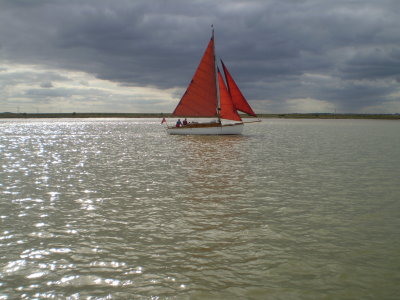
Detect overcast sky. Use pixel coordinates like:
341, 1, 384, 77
1, 0, 399, 114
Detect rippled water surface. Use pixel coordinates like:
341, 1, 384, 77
1, 118, 399, 299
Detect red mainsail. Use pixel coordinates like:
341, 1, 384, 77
221, 60, 257, 117
218, 69, 242, 121
172, 38, 218, 117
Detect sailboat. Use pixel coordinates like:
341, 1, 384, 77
165, 30, 258, 135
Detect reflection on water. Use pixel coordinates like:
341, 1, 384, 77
0, 118, 399, 299
175, 135, 246, 203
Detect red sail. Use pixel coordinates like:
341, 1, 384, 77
172, 38, 218, 117
221, 60, 257, 117
218, 69, 242, 122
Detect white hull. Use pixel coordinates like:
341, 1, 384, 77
167, 123, 244, 135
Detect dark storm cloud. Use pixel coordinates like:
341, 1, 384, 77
1, 0, 399, 112
339, 47, 400, 80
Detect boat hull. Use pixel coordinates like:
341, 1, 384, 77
167, 122, 244, 135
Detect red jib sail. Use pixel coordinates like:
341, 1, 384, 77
218, 69, 242, 121
221, 60, 257, 117
172, 38, 218, 117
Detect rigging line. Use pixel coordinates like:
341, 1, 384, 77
212, 27, 221, 122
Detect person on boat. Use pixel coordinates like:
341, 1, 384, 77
176, 119, 182, 127
182, 118, 188, 126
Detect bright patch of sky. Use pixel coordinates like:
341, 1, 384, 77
0, 64, 179, 113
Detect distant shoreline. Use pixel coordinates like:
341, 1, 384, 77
0, 112, 399, 120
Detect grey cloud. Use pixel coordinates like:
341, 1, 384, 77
40, 81, 53, 88
24, 87, 108, 99
0, 69, 70, 87
1, 0, 399, 113
340, 47, 400, 80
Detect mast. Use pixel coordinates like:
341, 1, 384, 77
212, 25, 221, 123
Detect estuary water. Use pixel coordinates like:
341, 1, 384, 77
0, 118, 399, 299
